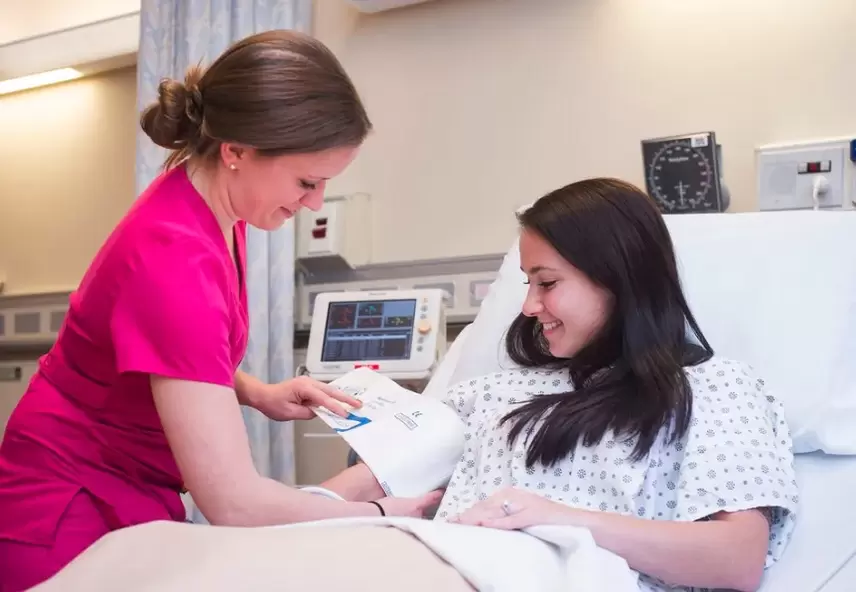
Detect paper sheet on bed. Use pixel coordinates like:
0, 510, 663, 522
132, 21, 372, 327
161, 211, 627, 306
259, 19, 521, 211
278, 516, 640, 592
313, 368, 466, 497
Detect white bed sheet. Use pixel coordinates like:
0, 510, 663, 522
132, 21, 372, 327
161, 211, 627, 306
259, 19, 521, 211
758, 453, 856, 592
817, 556, 856, 592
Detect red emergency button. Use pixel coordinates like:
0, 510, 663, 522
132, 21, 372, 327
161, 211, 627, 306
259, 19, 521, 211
354, 363, 380, 370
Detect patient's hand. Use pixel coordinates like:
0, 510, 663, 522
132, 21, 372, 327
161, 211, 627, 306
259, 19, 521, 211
449, 487, 572, 529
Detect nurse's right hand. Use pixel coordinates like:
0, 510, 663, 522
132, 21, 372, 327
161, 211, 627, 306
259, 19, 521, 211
373, 489, 444, 518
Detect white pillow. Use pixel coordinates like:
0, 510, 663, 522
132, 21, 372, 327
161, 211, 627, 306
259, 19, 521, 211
446, 243, 526, 388
445, 210, 856, 455
423, 324, 473, 400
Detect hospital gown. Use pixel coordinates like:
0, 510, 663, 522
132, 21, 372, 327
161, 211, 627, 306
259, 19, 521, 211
435, 357, 799, 592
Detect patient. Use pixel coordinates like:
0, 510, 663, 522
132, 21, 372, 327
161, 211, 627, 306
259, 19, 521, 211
438, 178, 799, 592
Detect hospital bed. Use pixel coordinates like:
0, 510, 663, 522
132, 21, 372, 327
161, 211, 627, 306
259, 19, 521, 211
36, 209, 856, 591
422, 208, 856, 592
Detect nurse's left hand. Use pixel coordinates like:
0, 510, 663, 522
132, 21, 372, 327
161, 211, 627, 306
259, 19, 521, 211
253, 376, 362, 421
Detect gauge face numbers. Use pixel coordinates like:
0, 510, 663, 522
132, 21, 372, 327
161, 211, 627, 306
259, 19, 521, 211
643, 137, 721, 214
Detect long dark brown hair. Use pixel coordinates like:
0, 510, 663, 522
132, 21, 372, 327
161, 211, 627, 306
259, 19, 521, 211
502, 178, 713, 468
140, 29, 371, 168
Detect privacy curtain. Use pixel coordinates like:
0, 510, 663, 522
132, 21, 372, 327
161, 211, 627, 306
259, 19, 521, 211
135, 0, 312, 523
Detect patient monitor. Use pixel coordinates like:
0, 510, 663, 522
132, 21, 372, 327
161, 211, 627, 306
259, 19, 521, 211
305, 289, 447, 385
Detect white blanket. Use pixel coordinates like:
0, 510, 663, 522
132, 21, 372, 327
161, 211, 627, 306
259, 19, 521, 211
274, 516, 640, 592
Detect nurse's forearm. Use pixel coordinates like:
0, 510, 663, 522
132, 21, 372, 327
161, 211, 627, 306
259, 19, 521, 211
209, 476, 383, 526
152, 375, 380, 526
234, 370, 267, 407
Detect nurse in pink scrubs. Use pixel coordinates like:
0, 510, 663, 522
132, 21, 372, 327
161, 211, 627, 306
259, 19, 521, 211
0, 30, 440, 592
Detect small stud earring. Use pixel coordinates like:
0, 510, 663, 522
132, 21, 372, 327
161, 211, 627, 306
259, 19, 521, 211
229, 164, 237, 171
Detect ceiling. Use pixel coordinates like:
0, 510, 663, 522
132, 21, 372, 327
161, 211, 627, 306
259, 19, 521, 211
0, 0, 140, 81
0, 0, 140, 45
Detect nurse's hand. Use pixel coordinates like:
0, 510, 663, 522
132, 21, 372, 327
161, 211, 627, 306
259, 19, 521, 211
252, 376, 362, 421
374, 489, 445, 518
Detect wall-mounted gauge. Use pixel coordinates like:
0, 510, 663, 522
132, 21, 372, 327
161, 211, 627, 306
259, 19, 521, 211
641, 132, 725, 214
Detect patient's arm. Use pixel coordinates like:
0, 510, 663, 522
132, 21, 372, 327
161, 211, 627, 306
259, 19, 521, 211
440, 375, 485, 421
321, 462, 387, 502
453, 488, 769, 592
560, 507, 769, 592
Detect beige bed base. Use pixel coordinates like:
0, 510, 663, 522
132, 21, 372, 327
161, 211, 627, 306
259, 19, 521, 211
32, 521, 475, 592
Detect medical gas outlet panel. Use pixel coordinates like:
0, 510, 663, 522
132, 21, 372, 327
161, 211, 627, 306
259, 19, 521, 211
295, 193, 372, 274
756, 137, 856, 211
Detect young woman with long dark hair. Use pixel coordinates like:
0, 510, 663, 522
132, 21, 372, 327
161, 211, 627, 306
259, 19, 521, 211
442, 178, 798, 592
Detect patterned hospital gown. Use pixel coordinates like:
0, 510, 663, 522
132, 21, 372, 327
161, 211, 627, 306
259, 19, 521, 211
434, 357, 799, 592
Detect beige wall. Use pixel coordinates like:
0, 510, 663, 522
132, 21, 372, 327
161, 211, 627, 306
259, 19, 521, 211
315, 0, 856, 263
0, 0, 140, 44
3, 0, 854, 294
0, 67, 138, 294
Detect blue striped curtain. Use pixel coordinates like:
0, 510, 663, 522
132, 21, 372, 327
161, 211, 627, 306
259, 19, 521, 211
135, 0, 311, 523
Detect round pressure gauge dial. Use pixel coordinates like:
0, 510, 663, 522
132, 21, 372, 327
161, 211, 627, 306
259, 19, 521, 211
641, 133, 724, 214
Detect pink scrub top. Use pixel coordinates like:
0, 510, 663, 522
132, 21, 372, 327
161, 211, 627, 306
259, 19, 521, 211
0, 165, 249, 546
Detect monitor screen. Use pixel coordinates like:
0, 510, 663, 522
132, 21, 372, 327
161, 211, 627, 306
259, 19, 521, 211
320, 299, 418, 362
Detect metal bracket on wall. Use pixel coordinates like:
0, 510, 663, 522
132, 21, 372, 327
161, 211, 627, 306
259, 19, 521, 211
295, 253, 505, 332
0, 253, 507, 351
0, 290, 71, 355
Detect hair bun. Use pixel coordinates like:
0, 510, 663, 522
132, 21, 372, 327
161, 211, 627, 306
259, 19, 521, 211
139, 30, 372, 171
183, 66, 205, 128
140, 65, 206, 150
